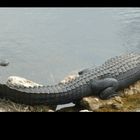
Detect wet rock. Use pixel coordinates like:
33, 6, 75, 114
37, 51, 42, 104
0, 59, 9, 66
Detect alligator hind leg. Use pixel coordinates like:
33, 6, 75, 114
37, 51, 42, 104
100, 87, 118, 99
91, 78, 119, 99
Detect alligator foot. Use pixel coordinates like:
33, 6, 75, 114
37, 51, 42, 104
91, 78, 119, 99
99, 87, 118, 99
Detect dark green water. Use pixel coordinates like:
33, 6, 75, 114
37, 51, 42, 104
0, 8, 140, 85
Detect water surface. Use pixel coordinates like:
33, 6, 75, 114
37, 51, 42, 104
0, 8, 140, 86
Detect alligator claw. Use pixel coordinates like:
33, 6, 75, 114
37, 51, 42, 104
91, 78, 119, 99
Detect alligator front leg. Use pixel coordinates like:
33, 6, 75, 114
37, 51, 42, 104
91, 78, 119, 99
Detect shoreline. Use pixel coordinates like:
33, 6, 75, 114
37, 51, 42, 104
1, 80, 140, 112
1, 76, 140, 112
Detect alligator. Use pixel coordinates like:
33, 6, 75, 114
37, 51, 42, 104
0, 52, 140, 105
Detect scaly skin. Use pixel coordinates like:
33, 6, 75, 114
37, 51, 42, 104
1, 52, 140, 105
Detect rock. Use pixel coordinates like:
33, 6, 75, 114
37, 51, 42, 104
60, 73, 79, 84
0, 59, 9, 66
113, 96, 123, 103
134, 108, 140, 112
111, 103, 123, 110
80, 94, 125, 111
79, 110, 92, 112
80, 96, 124, 112
121, 81, 140, 97
48, 109, 55, 112
80, 97, 101, 111
7, 76, 43, 88
0, 99, 56, 112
